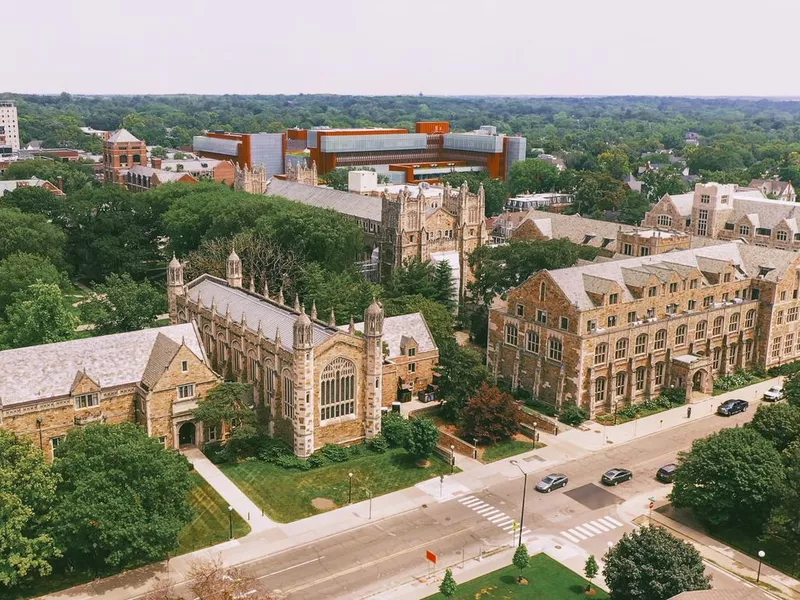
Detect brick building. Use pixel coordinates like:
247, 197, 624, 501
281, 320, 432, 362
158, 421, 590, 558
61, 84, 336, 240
104, 129, 147, 184
0, 323, 219, 459
168, 251, 438, 458
488, 242, 800, 417
644, 182, 800, 251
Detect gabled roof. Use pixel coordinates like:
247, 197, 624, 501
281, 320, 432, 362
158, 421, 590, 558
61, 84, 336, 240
141, 333, 182, 389
266, 179, 382, 223
341, 313, 437, 359
107, 128, 141, 143
0, 323, 204, 407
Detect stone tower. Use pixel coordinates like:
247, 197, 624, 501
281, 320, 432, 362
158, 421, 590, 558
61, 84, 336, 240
363, 298, 384, 439
691, 182, 735, 239
292, 306, 315, 457
286, 159, 318, 186
234, 164, 269, 195
227, 247, 243, 288
167, 254, 184, 324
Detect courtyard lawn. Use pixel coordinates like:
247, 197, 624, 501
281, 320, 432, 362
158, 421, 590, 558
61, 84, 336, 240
424, 552, 608, 599
219, 447, 453, 523
481, 438, 542, 463
178, 472, 250, 554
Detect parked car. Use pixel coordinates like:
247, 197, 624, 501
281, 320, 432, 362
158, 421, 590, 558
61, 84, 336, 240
535, 473, 569, 493
656, 463, 678, 483
601, 468, 633, 486
763, 387, 784, 402
717, 399, 749, 416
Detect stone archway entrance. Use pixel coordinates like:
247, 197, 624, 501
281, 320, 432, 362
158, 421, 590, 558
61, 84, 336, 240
178, 422, 196, 446
692, 370, 706, 392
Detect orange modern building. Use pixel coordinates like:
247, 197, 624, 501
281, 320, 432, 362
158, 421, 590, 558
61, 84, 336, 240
193, 131, 286, 177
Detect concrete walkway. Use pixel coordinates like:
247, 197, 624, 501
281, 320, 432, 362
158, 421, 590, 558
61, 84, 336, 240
183, 448, 276, 533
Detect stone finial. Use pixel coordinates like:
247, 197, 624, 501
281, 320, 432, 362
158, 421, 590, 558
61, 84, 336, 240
294, 293, 300, 312
348, 315, 356, 335
274, 326, 282, 348
278, 287, 285, 305
257, 320, 263, 338
241, 311, 248, 330
249, 276, 255, 293
210, 295, 217, 314
329, 309, 336, 327
225, 303, 231, 320
310, 301, 317, 320
262, 275, 269, 298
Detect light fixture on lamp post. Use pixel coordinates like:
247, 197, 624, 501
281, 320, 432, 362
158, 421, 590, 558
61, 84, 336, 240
348, 472, 353, 504
757, 550, 765, 583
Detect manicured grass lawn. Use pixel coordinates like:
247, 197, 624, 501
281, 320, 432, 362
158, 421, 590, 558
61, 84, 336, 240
424, 552, 608, 599
178, 472, 250, 554
220, 448, 453, 523
481, 438, 542, 463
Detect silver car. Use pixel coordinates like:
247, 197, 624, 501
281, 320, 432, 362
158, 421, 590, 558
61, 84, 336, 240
535, 473, 569, 493
763, 387, 784, 402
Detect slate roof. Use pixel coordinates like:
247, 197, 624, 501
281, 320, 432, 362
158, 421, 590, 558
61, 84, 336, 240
107, 128, 141, 143
0, 177, 58, 195
0, 323, 204, 407
266, 179, 382, 222
185, 275, 337, 351
724, 196, 800, 230
341, 313, 437, 359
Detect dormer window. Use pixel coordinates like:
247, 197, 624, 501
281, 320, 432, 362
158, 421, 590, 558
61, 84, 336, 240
407, 347, 416, 358
669, 282, 678, 293
777, 230, 788, 242
609, 293, 618, 305
739, 225, 750, 236
75, 393, 99, 409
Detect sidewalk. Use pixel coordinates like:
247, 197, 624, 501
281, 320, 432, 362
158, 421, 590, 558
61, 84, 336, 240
183, 448, 276, 532
647, 509, 800, 599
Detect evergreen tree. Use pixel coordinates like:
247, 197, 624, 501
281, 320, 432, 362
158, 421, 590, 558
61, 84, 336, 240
512, 543, 530, 583
439, 567, 457, 597
431, 260, 456, 308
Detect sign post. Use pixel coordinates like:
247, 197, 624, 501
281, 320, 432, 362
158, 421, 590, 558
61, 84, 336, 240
426, 550, 437, 580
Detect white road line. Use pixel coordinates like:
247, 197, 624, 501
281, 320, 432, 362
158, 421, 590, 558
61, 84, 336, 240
574, 525, 595, 538
588, 520, 610, 532
494, 517, 513, 526
481, 509, 501, 518
502, 523, 515, 531
561, 531, 581, 543
568, 528, 588, 540
476, 507, 497, 515
470, 502, 489, 510
489, 514, 509, 523
458, 496, 475, 503
596, 517, 620, 530
256, 556, 325, 579
604, 516, 624, 527
463, 499, 484, 508
582, 523, 603, 535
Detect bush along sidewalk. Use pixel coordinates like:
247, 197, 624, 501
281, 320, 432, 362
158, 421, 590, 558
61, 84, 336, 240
595, 388, 685, 425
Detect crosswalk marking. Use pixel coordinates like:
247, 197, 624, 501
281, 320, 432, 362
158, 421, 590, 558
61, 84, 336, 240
476, 507, 496, 515
589, 520, 610, 532
582, 523, 603, 535
574, 525, 594, 537
458, 496, 475, 503
489, 514, 509, 523
463, 499, 483, 508
567, 527, 588, 540
561, 531, 581, 543
470, 502, 489, 510
559, 514, 626, 546
502, 523, 515, 531
604, 516, 624, 527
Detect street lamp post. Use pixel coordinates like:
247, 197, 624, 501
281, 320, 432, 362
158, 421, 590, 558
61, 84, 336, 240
367, 489, 373, 519
532, 422, 538, 449
450, 445, 455, 474
348, 472, 353, 504
510, 460, 528, 547
757, 550, 765, 583
227, 505, 233, 539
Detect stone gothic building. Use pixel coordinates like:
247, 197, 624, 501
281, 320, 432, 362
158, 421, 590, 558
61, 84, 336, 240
234, 164, 270, 195
168, 250, 438, 458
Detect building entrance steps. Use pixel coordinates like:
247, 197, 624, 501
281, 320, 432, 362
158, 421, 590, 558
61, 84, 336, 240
182, 448, 277, 532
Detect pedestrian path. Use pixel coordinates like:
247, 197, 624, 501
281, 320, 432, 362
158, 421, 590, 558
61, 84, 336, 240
559, 515, 624, 544
457, 495, 531, 541
182, 448, 276, 533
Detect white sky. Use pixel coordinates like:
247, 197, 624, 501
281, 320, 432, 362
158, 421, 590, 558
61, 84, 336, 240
5, 0, 798, 96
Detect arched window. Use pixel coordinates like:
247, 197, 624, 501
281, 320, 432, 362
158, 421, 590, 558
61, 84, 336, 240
695, 320, 707, 340
615, 338, 628, 360
729, 313, 740, 332
264, 361, 276, 406
594, 343, 608, 365
635, 334, 648, 355
505, 324, 518, 346
615, 372, 626, 397
654, 329, 667, 350
713, 348, 722, 370
595, 377, 607, 403
282, 370, 294, 419
526, 331, 540, 354
635, 366, 647, 391
745, 310, 756, 328
657, 215, 672, 227
320, 357, 356, 421
675, 325, 687, 346
712, 316, 724, 336
548, 337, 563, 362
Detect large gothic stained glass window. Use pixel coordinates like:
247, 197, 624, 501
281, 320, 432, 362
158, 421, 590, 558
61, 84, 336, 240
320, 357, 356, 421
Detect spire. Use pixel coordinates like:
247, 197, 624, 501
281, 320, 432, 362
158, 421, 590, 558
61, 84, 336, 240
274, 326, 282, 348
311, 301, 317, 320
262, 274, 269, 298
257, 319, 263, 339
241, 311, 248, 330
278, 287, 285, 305
227, 244, 242, 288
294, 293, 300, 312
249, 276, 255, 293
329, 308, 336, 327
348, 315, 355, 335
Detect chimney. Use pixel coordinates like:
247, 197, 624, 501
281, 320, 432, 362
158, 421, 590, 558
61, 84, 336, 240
151, 157, 162, 169
56, 176, 63, 191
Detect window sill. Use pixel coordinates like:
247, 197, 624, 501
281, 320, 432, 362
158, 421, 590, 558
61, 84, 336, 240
319, 413, 358, 427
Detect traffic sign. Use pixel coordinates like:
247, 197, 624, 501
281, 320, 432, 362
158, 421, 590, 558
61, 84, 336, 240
426, 550, 437, 564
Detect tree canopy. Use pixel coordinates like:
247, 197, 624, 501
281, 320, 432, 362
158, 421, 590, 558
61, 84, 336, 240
80, 273, 167, 335
1, 282, 78, 349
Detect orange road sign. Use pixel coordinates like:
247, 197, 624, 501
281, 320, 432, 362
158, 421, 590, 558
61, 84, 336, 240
426, 550, 437, 564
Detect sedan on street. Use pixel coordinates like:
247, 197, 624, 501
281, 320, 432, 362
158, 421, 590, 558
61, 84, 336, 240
656, 463, 678, 483
717, 399, 748, 416
535, 473, 569, 493
601, 468, 633, 486
763, 387, 784, 402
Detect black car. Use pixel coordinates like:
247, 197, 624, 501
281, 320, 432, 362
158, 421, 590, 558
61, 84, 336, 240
535, 473, 569, 493
717, 399, 748, 416
656, 463, 678, 483
601, 468, 633, 486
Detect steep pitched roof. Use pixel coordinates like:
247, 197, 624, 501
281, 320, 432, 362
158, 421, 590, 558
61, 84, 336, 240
107, 128, 141, 143
141, 333, 182, 389
0, 323, 204, 407
266, 179, 382, 222
341, 313, 437, 358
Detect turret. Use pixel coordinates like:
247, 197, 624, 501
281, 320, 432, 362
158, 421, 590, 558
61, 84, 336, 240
363, 298, 384, 440
167, 254, 185, 324
292, 306, 315, 458
227, 246, 242, 288
293, 305, 313, 350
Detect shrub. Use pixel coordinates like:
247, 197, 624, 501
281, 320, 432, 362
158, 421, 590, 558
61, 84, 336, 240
403, 417, 440, 462
713, 368, 761, 392
559, 402, 588, 426
274, 454, 311, 471
203, 442, 230, 464
321, 443, 349, 463
368, 435, 389, 453
461, 383, 521, 444
524, 397, 557, 417
307, 453, 326, 468
382, 413, 409, 447
258, 443, 290, 463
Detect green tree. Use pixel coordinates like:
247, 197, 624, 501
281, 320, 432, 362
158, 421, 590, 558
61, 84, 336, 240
0, 253, 68, 314
431, 260, 456, 307
670, 428, 785, 530
403, 418, 439, 464
438, 341, 490, 421
1, 159, 94, 194
0, 206, 67, 268
79, 273, 167, 335
192, 383, 258, 457
383, 294, 455, 347
1, 186, 76, 227
439, 567, 457, 597
51, 423, 192, 572
151, 146, 168, 158
640, 169, 689, 202
584, 555, 599, 593
618, 191, 651, 226
2, 282, 78, 349
0, 430, 61, 587
507, 159, 560, 197
298, 264, 380, 325
384, 259, 435, 300
512, 543, 530, 582
598, 146, 632, 180
749, 403, 800, 452
571, 171, 629, 216
784, 371, 800, 408
765, 442, 800, 560
461, 383, 521, 444
603, 526, 709, 600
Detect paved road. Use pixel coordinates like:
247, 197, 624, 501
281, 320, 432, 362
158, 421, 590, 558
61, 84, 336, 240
159, 406, 767, 599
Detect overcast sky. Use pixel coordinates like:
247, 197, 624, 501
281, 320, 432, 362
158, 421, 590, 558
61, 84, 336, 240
5, 0, 797, 96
